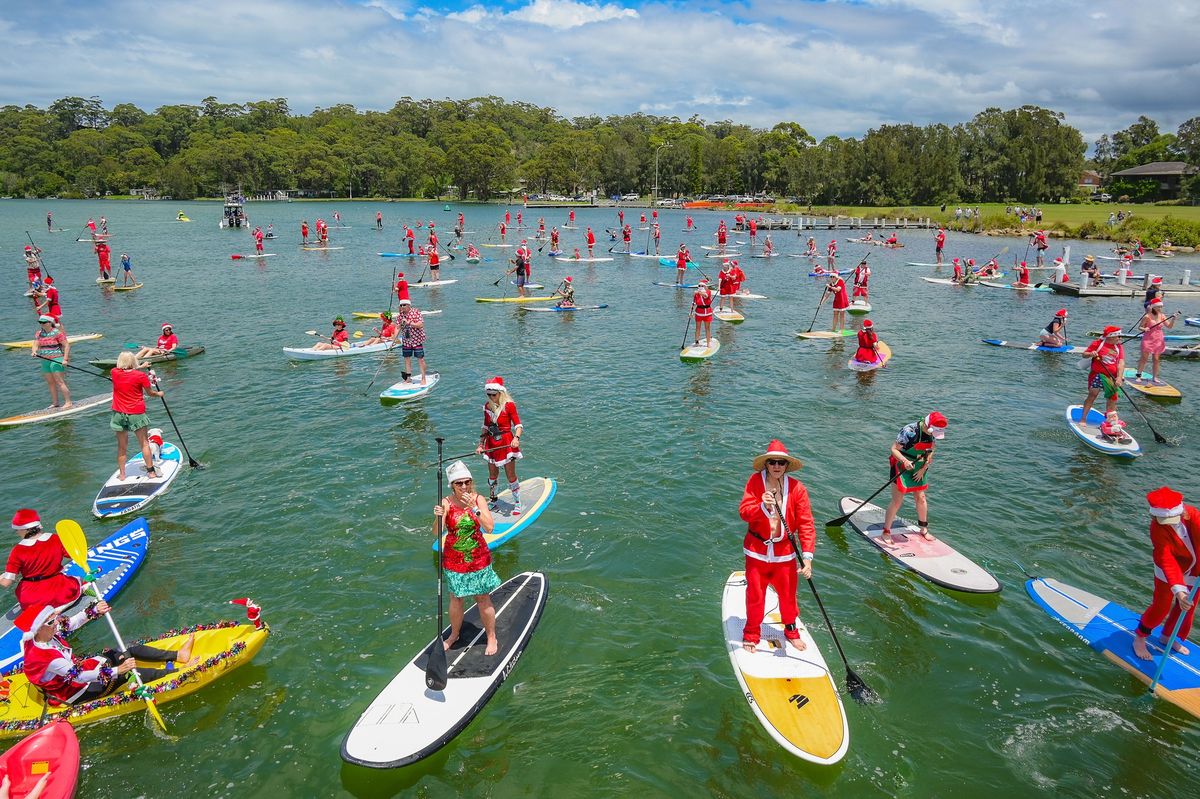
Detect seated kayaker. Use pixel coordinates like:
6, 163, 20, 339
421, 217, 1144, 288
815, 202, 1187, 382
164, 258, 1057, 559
176, 211, 186, 221
853, 319, 881, 364
362, 312, 397, 346
0, 509, 83, 612
885, 233, 898, 245
554, 277, 576, 308
17, 602, 195, 706
466, 244, 480, 259
1013, 261, 1031, 287
312, 317, 350, 351
134, 323, 178, 361
1039, 309, 1069, 347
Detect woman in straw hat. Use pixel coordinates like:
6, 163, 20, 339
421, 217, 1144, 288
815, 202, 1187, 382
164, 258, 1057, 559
434, 460, 501, 656
737, 440, 816, 653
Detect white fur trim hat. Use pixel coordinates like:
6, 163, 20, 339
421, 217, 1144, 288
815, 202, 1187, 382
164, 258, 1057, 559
485, 376, 505, 392
446, 460, 472, 482
1147, 486, 1184, 524
11, 509, 40, 530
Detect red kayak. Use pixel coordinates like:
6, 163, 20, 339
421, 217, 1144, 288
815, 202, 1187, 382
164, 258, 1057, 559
0, 720, 79, 798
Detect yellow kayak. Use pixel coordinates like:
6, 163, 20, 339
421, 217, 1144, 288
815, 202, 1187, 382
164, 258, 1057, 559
176, 216, 191, 222
3, 333, 103, 350
475, 296, 558, 304
0, 622, 268, 739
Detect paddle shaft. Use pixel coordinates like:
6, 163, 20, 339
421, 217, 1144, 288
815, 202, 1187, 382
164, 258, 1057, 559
1148, 578, 1200, 693
805, 288, 830, 333
681, 302, 695, 351
149, 370, 201, 467
773, 496, 876, 702
425, 437, 449, 691
25, 232, 52, 281
825, 453, 928, 527
1095, 361, 1170, 445
33, 352, 109, 381
1119, 311, 1180, 339
431, 443, 511, 465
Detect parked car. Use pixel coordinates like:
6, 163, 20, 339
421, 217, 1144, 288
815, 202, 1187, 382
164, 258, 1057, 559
1096, 192, 1112, 202
621, 193, 639, 201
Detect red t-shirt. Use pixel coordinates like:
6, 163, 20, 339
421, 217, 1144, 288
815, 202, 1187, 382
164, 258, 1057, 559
110, 368, 152, 414
157, 334, 178, 350
1085, 340, 1123, 380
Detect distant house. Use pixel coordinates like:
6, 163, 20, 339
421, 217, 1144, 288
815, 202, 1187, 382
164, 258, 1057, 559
1078, 170, 1103, 193
1109, 161, 1198, 200
129, 187, 159, 199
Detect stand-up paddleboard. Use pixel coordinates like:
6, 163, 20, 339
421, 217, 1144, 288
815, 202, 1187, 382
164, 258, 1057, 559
715, 308, 745, 324
352, 310, 441, 320
1066, 405, 1142, 458
658, 258, 697, 268
302, 246, 344, 251
847, 341, 891, 372
520, 304, 609, 312
608, 248, 647, 256
979, 281, 1052, 292
92, 442, 184, 518
378, 252, 421, 258
410, 279, 458, 288
808, 269, 851, 277
1186, 318, 1200, 328
905, 262, 942, 266
701, 246, 740, 252
847, 300, 871, 315
112, 283, 143, 292
721, 572, 848, 765
1088, 330, 1200, 342
433, 478, 557, 552
0, 720, 79, 797
796, 330, 853, 340
750, 252, 781, 259
465, 257, 482, 263
89, 345, 204, 369
231, 253, 277, 259
725, 291, 767, 300
921, 277, 976, 286
284, 341, 397, 360
627, 252, 669, 260
655, 282, 699, 289
475, 296, 557, 304
1123, 369, 1182, 401
680, 338, 721, 362
0, 393, 111, 429
552, 256, 613, 263
1027, 576, 1200, 719
3, 333, 103, 350
96, 277, 116, 285
838, 497, 1001, 593
512, 282, 545, 290
980, 338, 1084, 354
341, 571, 548, 768
0, 516, 150, 671
480, 243, 513, 248
379, 373, 440, 405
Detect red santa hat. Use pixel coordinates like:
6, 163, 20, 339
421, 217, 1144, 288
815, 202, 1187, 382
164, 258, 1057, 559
11, 509, 40, 531
1055, 308, 1068, 318
485, 376, 505, 393
1147, 486, 1184, 524
1102, 325, 1122, 336
14, 604, 54, 641
862, 319, 873, 328
752, 439, 803, 472
924, 412, 948, 439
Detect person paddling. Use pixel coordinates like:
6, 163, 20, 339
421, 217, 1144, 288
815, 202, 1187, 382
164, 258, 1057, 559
1080, 326, 1125, 422
1014, 261, 1032, 288
881, 412, 947, 547
586, 227, 596, 258
738, 440, 815, 652
852, 258, 870, 301
311, 317, 350, 352
827, 271, 849, 332
1, 509, 84, 612
934, 226, 946, 264
361, 311, 397, 347
134, 323, 178, 362
23, 245, 43, 287
553, 276, 576, 309
16, 602, 195, 706
1133, 487, 1200, 661
852, 319, 882, 365
674, 244, 690, 285
1038, 309, 1069, 347
109, 351, 164, 481
396, 300, 427, 385
693, 279, 714, 346
31, 315, 71, 410
477, 377, 524, 515
119, 253, 137, 287
301, 220, 310, 245
433, 461, 501, 656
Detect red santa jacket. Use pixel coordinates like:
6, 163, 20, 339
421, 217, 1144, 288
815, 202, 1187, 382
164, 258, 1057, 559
739, 472, 816, 563
1150, 505, 1200, 591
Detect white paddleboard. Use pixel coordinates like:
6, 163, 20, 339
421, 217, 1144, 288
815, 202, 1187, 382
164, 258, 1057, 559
380, 373, 440, 405
680, 338, 720, 362
283, 341, 397, 360
838, 496, 1001, 593
715, 308, 745, 324
847, 300, 871, 315
1065, 405, 1141, 458
0, 394, 111, 428
92, 443, 184, 518
340, 572, 548, 768
722, 571, 848, 765
410, 280, 458, 288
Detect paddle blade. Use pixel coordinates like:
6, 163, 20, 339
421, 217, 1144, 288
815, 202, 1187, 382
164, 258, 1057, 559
846, 668, 880, 704
55, 520, 90, 571
824, 515, 849, 529
145, 695, 168, 731
424, 640, 448, 691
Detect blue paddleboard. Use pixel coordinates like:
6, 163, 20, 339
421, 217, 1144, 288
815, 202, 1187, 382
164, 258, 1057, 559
1028, 577, 1200, 719
0, 517, 150, 672
433, 477, 557, 552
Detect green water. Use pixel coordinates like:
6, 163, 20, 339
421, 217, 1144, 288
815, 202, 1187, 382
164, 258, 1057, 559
3, 200, 1200, 797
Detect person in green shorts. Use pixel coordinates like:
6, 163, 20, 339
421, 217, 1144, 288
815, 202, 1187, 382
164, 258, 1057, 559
433, 461, 502, 656
108, 351, 164, 481
30, 315, 71, 409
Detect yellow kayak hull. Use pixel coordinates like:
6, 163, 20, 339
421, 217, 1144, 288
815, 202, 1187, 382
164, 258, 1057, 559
0, 622, 268, 739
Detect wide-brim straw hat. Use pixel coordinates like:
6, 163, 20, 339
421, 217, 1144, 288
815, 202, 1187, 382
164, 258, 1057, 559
752, 439, 803, 472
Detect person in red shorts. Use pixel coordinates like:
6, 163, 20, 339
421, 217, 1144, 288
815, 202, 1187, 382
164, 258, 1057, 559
693, 279, 714, 346
827, 271, 849, 332
1134, 487, 1200, 660
0, 509, 83, 611
109, 351, 164, 481
738, 440, 815, 651
852, 258, 870, 300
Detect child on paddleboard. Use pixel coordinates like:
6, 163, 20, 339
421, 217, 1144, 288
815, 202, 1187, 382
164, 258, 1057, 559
554, 277, 576, 309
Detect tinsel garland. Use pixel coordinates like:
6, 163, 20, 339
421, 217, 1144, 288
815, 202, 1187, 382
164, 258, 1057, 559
0, 622, 265, 733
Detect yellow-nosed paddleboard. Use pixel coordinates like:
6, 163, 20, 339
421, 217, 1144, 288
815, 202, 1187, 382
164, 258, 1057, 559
3, 333, 103, 350
475, 296, 557, 304
1123, 369, 1182, 402
113, 283, 143, 292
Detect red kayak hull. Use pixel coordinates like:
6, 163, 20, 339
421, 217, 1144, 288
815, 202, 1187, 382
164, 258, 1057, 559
0, 720, 79, 798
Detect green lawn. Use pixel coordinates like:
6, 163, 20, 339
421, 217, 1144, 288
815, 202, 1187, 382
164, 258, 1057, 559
786, 203, 1200, 226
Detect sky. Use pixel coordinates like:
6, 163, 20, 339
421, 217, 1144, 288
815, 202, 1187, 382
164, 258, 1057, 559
1, 0, 1197, 146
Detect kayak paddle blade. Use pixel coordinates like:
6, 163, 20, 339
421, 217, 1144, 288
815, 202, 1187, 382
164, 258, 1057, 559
55, 519, 91, 572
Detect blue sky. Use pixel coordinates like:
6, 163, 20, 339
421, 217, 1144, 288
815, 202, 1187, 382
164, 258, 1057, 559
0, 0, 1196, 145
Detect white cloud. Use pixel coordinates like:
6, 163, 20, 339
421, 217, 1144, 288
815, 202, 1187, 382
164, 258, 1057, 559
508, 0, 638, 29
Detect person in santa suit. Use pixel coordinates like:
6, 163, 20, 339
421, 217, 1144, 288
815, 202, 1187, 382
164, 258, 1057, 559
16, 602, 194, 707
404, 226, 415, 254
717, 262, 736, 312
0, 510, 83, 612
729, 259, 746, 295
738, 440, 815, 652
827, 271, 849, 332
1134, 486, 1200, 660
852, 319, 882, 365
882, 412, 947, 546
852, 258, 871, 300
692, 279, 714, 346
395, 272, 411, 306
585, 226, 596, 257
476, 377, 525, 515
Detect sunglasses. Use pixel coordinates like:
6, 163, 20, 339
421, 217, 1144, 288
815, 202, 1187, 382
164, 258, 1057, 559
766, 459, 789, 467
452, 479, 473, 487
486, 391, 499, 396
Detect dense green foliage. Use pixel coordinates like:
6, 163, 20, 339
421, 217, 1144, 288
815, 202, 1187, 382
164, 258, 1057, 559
1091, 114, 1200, 196
0, 96, 1091, 203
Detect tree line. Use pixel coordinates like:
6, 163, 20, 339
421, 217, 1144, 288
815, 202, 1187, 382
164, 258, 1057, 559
1091, 115, 1200, 202
0, 94, 1179, 205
